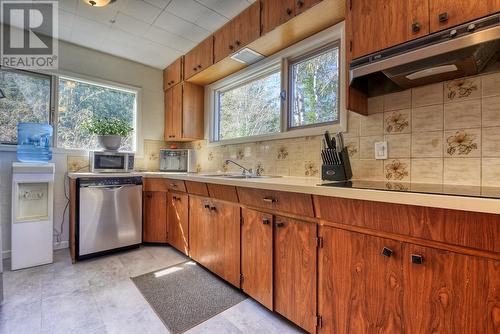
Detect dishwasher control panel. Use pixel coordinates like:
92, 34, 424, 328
78, 176, 143, 187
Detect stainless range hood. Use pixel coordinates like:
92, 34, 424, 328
349, 14, 500, 97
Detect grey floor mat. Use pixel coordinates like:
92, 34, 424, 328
131, 261, 247, 334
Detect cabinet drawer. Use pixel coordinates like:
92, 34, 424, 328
143, 178, 168, 192
208, 183, 239, 202
165, 179, 186, 192
237, 187, 314, 217
185, 181, 209, 196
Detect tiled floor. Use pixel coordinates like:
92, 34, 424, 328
0, 246, 303, 334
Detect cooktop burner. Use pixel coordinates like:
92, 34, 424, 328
320, 180, 500, 199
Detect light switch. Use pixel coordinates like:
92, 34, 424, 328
374, 141, 388, 160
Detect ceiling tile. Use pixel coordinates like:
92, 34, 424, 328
195, 0, 251, 18
57, 0, 79, 14
143, 0, 172, 10
59, 10, 75, 29
119, 0, 162, 24
76, 0, 119, 25
112, 12, 150, 36
143, 26, 196, 52
166, 0, 207, 23
195, 8, 228, 31
154, 11, 210, 42
70, 17, 107, 50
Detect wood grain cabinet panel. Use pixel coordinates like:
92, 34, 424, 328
185, 181, 209, 197
184, 36, 213, 80
164, 84, 182, 140
165, 179, 186, 192
163, 56, 183, 90
274, 216, 317, 333
403, 244, 500, 333
207, 183, 239, 202
167, 192, 189, 255
237, 187, 314, 217
241, 209, 273, 310
143, 191, 167, 243
261, 0, 296, 35
318, 227, 403, 334
429, 0, 500, 33
295, 0, 322, 15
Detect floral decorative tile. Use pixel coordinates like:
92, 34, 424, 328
385, 109, 410, 134
67, 156, 89, 172
445, 129, 479, 157
445, 77, 480, 102
255, 162, 265, 175
277, 146, 289, 160
208, 152, 214, 161
345, 138, 359, 159
236, 149, 244, 160
384, 159, 410, 181
304, 161, 319, 177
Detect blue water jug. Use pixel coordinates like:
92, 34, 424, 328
17, 122, 53, 162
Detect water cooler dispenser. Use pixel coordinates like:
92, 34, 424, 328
11, 163, 55, 270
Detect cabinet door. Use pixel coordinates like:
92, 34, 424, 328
295, 0, 322, 15
429, 0, 500, 33
182, 82, 204, 140
211, 200, 241, 287
143, 191, 167, 243
188, 196, 212, 265
232, 2, 260, 52
348, 0, 410, 59
274, 216, 317, 333
167, 192, 188, 255
318, 227, 403, 334
403, 244, 500, 333
261, 0, 295, 35
171, 84, 182, 140
163, 88, 173, 141
241, 209, 273, 309
163, 57, 183, 90
214, 21, 235, 63
184, 36, 213, 79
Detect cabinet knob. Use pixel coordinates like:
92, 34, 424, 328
467, 23, 476, 32
262, 197, 277, 204
297, 0, 304, 7
229, 45, 234, 50
262, 219, 270, 225
146, 193, 152, 198
286, 8, 292, 15
197, 64, 202, 69
204, 204, 210, 209
438, 12, 448, 22
412, 22, 420, 33
193, 67, 197, 71
411, 254, 424, 265
450, 29, 458, 37
210, 206, 217, 211
381, 247, 393, 257
235, 40, 240, 46
276, 222, 285, 228
170, 183, 177, 188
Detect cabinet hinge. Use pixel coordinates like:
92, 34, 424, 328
240, 216, 244, 225
316, 315, 323, 328
349, 40, 353, 52
316, 237, 324, 248
240, 273, 244, 283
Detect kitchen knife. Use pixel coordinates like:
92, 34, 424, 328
324, 131, 333, 149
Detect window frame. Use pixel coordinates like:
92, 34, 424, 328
207, 22, 346, 146
286, 40, 341, 131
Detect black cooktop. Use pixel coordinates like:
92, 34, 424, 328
320, 180, 500, 199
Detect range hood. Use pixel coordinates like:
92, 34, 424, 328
350, 14, 500, 97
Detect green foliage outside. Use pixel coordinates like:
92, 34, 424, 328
82, 116, 133, 137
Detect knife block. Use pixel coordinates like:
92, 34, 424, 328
321, 148, 352, 181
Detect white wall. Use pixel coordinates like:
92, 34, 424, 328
0, 40, 165, 257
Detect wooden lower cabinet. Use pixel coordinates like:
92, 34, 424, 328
167, 192, 189, 255
241, 209, 273, 310
318, 226, 403, 333
274, 216, 317, 333
143, 191, 167, 243
318, 226, 500, 334
189, 196, 241, 287
403, 244, 500, 334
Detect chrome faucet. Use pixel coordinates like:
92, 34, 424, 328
224, 160, 260, 176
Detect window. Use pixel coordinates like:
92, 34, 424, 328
288, 42, 340, 129
57, 77, 137, 151
216, 71, 281, 141
209, 23, 345, 144
0, 68, 52, 144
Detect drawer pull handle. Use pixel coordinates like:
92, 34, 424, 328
276, 222, 285, 228
262, 219, 270, 225
204, 204, 210, 209
262, 197, 277, 204
438, 12, 448, 22
381, 247, 393, 257
170, 183, 177, 187
411, 254, 424, 265
210, 206, 217, 211
412, 21, 420, 33
286, 8, 292, 15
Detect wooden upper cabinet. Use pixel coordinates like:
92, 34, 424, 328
274, 216, 317, 333
407, 0, 430, 40
348, 0, 410, 59
164, 83, 204, 141
184, 36, 213, 80
403, 244, 500, 333
318, 227, 403, 334
261, 0, 296, 35
163, 57, 183, 90
214, 2, 260, 63
143, 191, 167, 243
241, 209, 273, 310
167, 192, 189, 255
429, 0, 500, 33
295, 0, 322, 15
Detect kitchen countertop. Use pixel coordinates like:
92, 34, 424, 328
68, 172, 500, 215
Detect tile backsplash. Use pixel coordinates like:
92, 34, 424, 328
189, 71, 500, 185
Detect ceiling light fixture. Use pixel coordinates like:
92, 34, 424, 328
82, 0, 116, 7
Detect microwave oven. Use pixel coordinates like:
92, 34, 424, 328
160, 149, 197, 173
89, 151, 134, 173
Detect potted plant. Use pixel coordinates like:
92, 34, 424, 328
83, 117, 132, 151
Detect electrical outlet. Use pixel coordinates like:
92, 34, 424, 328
374, 141, 388, 160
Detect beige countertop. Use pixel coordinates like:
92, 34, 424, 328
68, 172, 500, 215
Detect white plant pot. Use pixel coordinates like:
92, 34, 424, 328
97, 135, 122, 151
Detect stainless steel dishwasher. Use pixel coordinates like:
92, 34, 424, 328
77, 176, 142, 260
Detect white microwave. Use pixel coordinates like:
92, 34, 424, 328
89, 151, 134, 173
160, 149, 197, 173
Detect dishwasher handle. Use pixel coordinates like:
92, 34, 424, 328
80, 184, 141, 190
